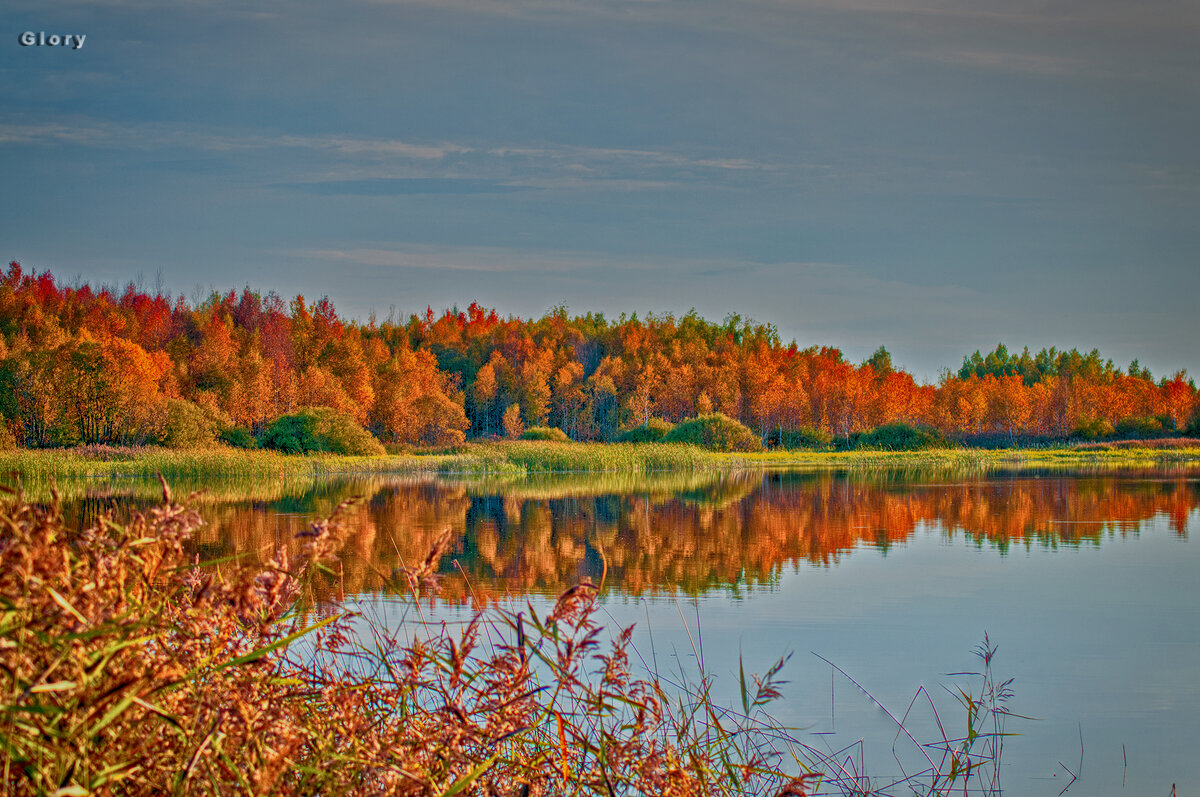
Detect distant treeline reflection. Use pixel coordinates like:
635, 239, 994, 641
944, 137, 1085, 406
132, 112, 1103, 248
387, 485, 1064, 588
56, 471, 1198, 601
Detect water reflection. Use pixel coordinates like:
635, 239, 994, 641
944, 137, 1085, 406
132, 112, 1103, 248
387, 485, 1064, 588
50, 469, 1199, 602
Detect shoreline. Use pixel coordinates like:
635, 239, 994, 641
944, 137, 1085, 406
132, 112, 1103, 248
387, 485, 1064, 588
3, 440, 1199, 485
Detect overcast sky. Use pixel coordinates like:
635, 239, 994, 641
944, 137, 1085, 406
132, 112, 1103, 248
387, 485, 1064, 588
3, 0, 1197, 381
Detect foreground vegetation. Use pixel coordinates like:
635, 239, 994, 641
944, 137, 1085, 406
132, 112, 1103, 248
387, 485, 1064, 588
0, 482, 1024, 795
0, 481, 802, 795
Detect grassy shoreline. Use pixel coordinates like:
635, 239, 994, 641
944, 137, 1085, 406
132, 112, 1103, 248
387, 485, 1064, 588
3, 440, 1200, 489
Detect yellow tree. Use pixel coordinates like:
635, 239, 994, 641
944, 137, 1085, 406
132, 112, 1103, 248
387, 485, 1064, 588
551, 361, 586, 439
371, 345, 469, 446
502, 403, 523, 439
473, 361, 499, 437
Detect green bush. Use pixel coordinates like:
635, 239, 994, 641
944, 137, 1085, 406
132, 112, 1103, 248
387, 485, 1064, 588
260, 407, 385, 456
616, 418, 675, 443
1114, 415, 1164, 439
160, 398, 229, 448
857, 422, 948, 451
1188, 413, 1200, 436
48, 421, 81, 449
831, 431, 865, 451
772, 426, 833, 450
662, 413, 763, 452
218, 425, 258, 449
1071, 418, 1115, 441
520, 426, 571, 442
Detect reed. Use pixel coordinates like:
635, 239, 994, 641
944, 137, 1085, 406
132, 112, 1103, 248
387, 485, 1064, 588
4, 443, 1199, 490
0, 445, 438, 481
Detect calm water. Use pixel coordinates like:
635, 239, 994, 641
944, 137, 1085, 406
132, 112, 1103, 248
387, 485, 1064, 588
64, 469, 1200, 795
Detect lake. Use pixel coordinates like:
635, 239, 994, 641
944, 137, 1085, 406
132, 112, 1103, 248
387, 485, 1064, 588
61, 467, 1199, 795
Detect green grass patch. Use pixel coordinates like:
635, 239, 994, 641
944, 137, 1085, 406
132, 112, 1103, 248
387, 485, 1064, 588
3, 441, 1199, 497
518, 425, 571, 442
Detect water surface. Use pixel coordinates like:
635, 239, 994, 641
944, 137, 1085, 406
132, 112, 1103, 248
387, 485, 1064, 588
58, 468, 1200, 795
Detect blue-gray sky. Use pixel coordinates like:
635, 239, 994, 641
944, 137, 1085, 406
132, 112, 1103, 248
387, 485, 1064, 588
3, 0, 1198, 381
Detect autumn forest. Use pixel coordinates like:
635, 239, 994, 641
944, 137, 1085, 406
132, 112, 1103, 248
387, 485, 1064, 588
1, 261, 1197, 450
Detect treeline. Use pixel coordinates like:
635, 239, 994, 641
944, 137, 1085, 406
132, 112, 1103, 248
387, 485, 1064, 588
1, 261, 1197, 449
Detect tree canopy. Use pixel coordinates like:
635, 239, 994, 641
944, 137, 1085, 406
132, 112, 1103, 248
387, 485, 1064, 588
1, 261, 1196, 449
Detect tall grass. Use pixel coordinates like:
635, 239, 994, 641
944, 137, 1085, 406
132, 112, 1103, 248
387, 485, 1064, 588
0, 445, 438, 481
494, 441, 713, 473
4, 442, 1199, 490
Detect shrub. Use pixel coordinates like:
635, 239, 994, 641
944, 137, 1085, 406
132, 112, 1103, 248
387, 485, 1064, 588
218, 425, 258, 449
858, 422, 948, 451
48, 420, 81, 448
260, 407, 385, 456
662, 413, 763, 452
159, 398, 229, 448
0, 419, 14, 451
831, 431, 866, 451
772, 426, 833, 450
1071, 418, 1115, 440
1114, 415, 1165, 439
616, 418, 675, 443
520, 425, 571, 442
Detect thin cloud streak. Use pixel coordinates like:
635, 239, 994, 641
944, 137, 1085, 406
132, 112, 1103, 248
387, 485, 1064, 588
0, 122, 466, 159
282, 245, 712, 274
276, 178, 531, 196
908, 48, 1087, 77
0, 119, 800, 190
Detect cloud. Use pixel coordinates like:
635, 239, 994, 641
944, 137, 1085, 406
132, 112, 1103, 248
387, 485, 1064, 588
909, 48, 1086, 76
0, 121, 465, 160
280, 245, 677, 273
275, 178, 530, 195
0, 118, 792, 191
0, 122, 118, 146
275, 135, 466, 160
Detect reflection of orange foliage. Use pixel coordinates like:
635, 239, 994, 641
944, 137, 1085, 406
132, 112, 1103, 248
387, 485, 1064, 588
176, 473, 1197, 604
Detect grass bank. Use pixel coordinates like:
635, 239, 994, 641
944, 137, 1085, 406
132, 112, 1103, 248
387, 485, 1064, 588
712, 444, 1200, 470
0, 442, 719, 488
3, 440, 1198, 491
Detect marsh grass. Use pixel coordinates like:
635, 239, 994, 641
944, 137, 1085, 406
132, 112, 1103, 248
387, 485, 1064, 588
468, 441, 715, 472
4, 442, 1199, 496
0, 445, 438, 482
807, 635, 1022, 797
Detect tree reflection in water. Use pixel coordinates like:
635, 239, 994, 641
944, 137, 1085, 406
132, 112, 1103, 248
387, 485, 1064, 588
51, 468, 1199, 604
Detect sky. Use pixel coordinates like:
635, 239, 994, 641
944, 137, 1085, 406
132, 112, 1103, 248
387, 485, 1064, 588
3, 0, 1198, 382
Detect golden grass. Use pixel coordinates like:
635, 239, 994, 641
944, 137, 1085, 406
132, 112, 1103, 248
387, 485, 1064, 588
5, 440, 1199, 481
